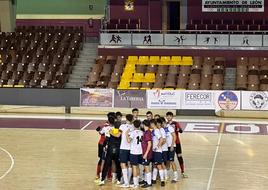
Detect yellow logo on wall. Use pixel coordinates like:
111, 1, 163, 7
124, 0, 134, 11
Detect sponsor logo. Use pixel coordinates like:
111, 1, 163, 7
185, 92, 212, 106
149, 90, 179, 108
117, 91, 144, 102
218, 91, 238, 110
249, 92, 268, 109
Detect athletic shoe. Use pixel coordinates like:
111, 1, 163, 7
139, 180, 146, 185
161, 181, 165, 187
94, 179, 100, 183
141, 183, 152, 188
152, 180, 156, 184
182, 173, 188, 178
117, 180, 123, 185
97, 180, 105, 186
119, 184, 130, 188
171, 179, 178, 183
130, 184, 139, 188
112, 179, 118, 184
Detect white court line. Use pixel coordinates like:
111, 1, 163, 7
0, 147, 15, 180
206, 132, 222, 190
81, 121, 93, 131
189, 167, 268, 180
0, 114, 267, 124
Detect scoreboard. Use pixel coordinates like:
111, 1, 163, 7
202, 0, 264, 12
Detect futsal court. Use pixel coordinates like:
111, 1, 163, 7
0, 114, 268, 190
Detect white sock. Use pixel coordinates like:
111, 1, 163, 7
173, 171, 178, 181
122, 168, 129, 185
152, 168, 158, 180
164, 169, 168, 180
133, 176, 139, 186
168, 169, 171, 177
99, 172, 102, 179
146, 172, 152, 185
128, 167, 132, 182
159, 170, 164, 181
112, 173, 117, 180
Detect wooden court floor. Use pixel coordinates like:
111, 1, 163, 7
0, 119, 268, 190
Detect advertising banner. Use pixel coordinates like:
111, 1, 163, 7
114, 90, 147, 108
132, 33, 163, 46
230, 35, 262, 47
181, 90, 215, 109
197, 34, 229, 46
100, 33, 132, 45
80, 88, 114, 107
202, 0, 264, 12
215, 91, 241, 111
164, 34, 196, 46
241, 91, 268, 110
147, 90, 181, 109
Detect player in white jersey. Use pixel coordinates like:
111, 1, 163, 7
126, 120, 143, 188
164, 113, 178, 183
118, 114, 134, 188
158, 117, 169, 182
150, 119, 165, 187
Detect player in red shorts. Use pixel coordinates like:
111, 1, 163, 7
166, 112, 188, 178
95, 112, 115, 180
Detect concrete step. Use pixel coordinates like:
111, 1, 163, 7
72, 67, 90, 72
69, 75, 88, 80
73, 66, 92, 70
67, 80, 86, 84
77, 58, 95, 61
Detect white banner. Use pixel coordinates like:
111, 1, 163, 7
164, 34, 196, 46
202, 0, 264, 12
100, 33, 131, 45
230, 35, 262, 47
241, 91, 268, 110
197, 34, 229, 46
262, 35, 268, 47
181, 90, 215, 110
132, 33, 163, 46
147, 90, 181, 109
215, 91, 241, 111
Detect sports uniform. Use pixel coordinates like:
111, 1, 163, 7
165, 123, 176, 161
160, 127, 168, 163
152, 128, 163, 164
119, 123, 134, 163
129, 129, 144, 166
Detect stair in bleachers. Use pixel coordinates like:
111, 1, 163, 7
224, 68, 236, 90
65, 42, 98, 88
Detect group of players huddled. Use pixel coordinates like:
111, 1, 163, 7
95, 108, 188, 188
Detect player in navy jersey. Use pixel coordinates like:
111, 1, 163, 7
150, 119, 165, 187
126, 120, 143, 188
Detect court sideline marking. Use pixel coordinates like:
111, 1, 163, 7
206, 123, 223, 190
81, 121, 93, 131
0, 146, 15, 180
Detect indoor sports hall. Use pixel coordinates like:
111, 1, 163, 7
0, 0, 268, 190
